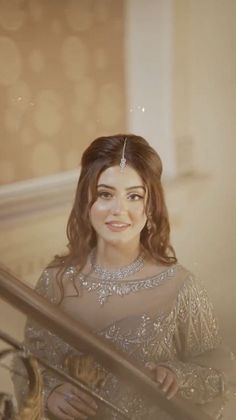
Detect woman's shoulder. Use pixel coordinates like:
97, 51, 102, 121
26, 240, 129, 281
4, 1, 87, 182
149, 261, 207, 303
169, 264, 214, 314
146, 260, 192, 287
36, 258, 82, 301
35, 262, 65, 302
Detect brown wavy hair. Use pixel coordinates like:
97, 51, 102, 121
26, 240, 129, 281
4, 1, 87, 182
51, 134, 177, 300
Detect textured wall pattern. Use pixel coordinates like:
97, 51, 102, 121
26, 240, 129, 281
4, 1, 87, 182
0, 0, 126, 184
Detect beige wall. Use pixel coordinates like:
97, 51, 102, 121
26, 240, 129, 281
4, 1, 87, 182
0, 0, 126, 184
172, 0, 236, 349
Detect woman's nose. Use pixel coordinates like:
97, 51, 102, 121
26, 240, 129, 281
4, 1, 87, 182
111, 196, 127, 214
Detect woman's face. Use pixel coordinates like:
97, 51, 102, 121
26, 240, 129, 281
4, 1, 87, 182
89, 165, 147, 247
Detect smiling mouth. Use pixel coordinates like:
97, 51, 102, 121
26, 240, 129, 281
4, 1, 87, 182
105, 222, 130, 231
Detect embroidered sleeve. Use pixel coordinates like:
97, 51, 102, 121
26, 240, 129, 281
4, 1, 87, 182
164, 274, 226, 404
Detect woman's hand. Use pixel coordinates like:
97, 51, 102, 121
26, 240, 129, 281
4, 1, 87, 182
146, 363, 179, 400
47, 382, 98, 420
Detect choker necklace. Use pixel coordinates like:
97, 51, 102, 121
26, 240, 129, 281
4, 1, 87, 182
89, 249, 145, 281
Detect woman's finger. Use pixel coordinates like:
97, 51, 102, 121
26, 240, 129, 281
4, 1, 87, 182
59, 398, 83, 418
155, 366, 168, 384
60, 408, 88, 420
72, 387, 98, 410
55, 386, 97, 416
145, 362, 156, 370
51, 405, 74, 420
166, 380, 179, 400
65, 394, 97, 417
145, 364, 179, 400
161, 372, 174, 393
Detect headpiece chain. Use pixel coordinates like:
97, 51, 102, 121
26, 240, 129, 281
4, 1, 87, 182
120, 137, 127, 172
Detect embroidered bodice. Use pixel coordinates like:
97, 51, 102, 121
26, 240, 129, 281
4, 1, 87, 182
12, 264, 232, 419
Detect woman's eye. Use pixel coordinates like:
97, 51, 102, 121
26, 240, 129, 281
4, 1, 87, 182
98, 191, 112, 199
128, 193, 144, 201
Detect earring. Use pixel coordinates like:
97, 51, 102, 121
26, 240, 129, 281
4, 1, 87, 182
146, 218, 152, 232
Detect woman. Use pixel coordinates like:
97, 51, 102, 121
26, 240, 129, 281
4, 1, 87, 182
13, 134, 233, 419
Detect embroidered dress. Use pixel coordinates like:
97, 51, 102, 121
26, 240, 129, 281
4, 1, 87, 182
12, 264, 235, 419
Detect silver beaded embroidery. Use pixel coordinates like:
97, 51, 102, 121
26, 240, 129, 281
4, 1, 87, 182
77, 265, 180, 305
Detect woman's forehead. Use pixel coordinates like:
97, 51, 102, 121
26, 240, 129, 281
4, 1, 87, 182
97, 165, 145, 188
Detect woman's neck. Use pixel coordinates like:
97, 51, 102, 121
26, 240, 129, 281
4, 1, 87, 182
95, 241, 142, 269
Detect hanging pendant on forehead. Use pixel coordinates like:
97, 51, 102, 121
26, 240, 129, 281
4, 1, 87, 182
120, 137, 127, 172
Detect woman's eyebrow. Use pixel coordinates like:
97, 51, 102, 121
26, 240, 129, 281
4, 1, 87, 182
126, 186, 146, 191
97, 184, 145, 191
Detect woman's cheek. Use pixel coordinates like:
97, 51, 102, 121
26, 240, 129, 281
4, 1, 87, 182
92, 200, 111, 214
132, 203, 146, 216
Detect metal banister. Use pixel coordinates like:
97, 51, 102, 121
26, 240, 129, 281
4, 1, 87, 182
0, 265, 212, 420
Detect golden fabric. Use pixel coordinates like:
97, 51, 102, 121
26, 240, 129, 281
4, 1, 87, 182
64, 353, 107, 389
15, 356, 43, 420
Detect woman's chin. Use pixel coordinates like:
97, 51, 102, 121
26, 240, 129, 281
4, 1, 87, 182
100, 234, 140, 248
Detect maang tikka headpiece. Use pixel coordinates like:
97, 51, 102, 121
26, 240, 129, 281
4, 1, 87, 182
120, 137, 127, 172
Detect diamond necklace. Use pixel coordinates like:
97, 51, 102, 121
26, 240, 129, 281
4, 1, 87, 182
89, 249, 145, 281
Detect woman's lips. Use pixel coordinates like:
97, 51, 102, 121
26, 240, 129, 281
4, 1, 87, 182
105, 222, 130, 232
